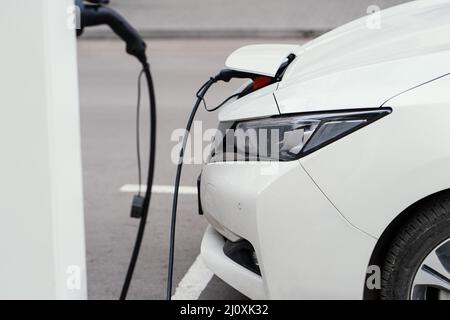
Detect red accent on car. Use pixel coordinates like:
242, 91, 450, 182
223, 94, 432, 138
252, 76, 273, 90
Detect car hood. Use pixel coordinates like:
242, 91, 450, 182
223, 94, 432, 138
274, 0, 450, 114
219, 0, 450, 122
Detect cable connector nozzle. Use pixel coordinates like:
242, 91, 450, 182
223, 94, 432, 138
213, 69, 257, 82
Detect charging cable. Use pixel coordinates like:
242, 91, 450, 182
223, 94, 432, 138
120, 64, 156, 300
166, 77, 217, 300
166, 70, 261, 299
75, 0, 157, 300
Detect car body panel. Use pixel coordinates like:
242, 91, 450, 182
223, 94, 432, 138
275, 50, 450, 114
301, 74, 450, 238
274, 0, 450, 114
283, 0, 450, 88
201, 162, 376, 299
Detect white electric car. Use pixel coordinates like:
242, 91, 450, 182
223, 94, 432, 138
199, 0, 450, 300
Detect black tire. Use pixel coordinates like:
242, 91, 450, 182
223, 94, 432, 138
381, 195, 450, 300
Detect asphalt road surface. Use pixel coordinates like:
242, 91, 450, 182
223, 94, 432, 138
83, 0, 410, 37
78, 38, 306, 300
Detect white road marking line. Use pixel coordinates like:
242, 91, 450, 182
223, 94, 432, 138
171, 255, 214, 300
120, 184, 198, 195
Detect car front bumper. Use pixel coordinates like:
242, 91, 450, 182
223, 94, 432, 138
200, 161, 377, 299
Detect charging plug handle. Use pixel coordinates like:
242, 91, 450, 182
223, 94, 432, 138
77, 1, 147, 65
214, 69, 258, 82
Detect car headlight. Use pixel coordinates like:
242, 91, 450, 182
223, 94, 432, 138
210, 108, 391, 162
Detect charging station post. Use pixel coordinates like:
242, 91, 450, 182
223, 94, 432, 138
0, 0, 87, 299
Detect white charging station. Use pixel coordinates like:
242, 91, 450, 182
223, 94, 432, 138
0, 0, 87, 299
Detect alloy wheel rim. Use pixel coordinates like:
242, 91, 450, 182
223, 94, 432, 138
410, 238, 450, 300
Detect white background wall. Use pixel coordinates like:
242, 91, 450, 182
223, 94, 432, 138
0, 0, 86, 299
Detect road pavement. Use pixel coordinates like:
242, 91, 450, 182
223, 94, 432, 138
82, 0, 410, 38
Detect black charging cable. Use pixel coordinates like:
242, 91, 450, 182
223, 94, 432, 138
201, 92, 241, 112
136, 69, 145, 196
75, 0, 157, 300
166, 77, 216, 300
166, 70, 260, 300
120, 63, 156, 300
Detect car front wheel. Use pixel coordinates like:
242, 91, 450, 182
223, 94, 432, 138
381, 195, 450, 300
